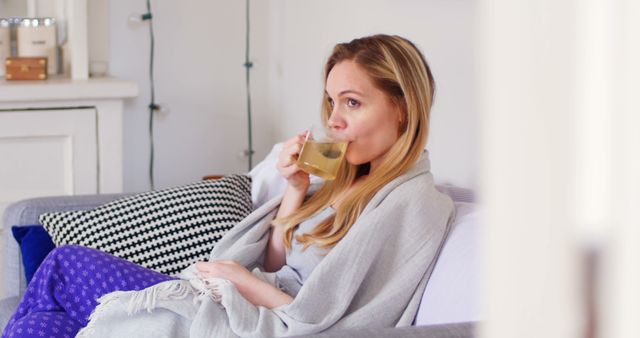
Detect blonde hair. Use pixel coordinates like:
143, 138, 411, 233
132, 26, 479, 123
274, 34, 436, 250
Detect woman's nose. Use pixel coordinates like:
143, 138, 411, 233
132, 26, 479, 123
327, 108, 346, 131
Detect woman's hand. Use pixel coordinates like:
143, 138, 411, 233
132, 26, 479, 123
194, 260, 293, 308
195, 260, 253, 286
277, 133, 310, 192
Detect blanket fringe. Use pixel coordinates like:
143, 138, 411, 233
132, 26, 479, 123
76, 290, 127, 338
76, 278, 232, 337
127, 280, 194, 315
125, 278, 233, 315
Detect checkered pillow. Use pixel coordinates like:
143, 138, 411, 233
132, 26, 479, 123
40, 175, 252, 275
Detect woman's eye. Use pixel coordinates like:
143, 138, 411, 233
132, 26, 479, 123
327, 98, 335, 107
347, 98, 360, 108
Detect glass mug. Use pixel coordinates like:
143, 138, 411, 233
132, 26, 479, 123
296, 125, 348, 180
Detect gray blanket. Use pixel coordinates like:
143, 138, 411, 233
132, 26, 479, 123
76, 154, 455, 338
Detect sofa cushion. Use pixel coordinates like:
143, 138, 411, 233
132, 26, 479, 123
39, 175, 252, 275
11, 225, 55, 285
415, 202, 481, 325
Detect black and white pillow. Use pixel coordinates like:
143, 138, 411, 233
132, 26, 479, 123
40, 174, 252, 275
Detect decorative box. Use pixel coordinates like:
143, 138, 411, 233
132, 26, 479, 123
16, 18, 58, 75
5, 57, 48, 80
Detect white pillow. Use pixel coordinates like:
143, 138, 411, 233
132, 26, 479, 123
414, 202, 481, 325
248, 143, 287, 208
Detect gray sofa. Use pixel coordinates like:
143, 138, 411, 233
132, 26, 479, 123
1, 143, 479, 337
0, 187, 478, 337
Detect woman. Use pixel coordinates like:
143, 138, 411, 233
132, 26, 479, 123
3, 34, 454, 338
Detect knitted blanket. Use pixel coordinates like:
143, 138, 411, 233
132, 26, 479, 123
76, 154, 455, 337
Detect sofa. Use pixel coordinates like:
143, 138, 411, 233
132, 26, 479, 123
0, 144, 480, 337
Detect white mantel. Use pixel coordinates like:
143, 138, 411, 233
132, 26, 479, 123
0, 76, 137, 102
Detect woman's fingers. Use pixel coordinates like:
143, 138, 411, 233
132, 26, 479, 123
280, 163, 303, 179
195, 261, 208, 271
195, 261, 233, 276
278, 140, 303, 169
282, 133, 305, 150
276, 133, 310, 189
196, 261, 248, 285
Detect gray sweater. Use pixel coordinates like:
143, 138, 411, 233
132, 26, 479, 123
276, 207, 335, 297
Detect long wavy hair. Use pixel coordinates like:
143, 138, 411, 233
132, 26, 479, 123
273, 34, 436, 250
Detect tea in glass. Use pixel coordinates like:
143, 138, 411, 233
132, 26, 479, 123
297, 139, 347, 180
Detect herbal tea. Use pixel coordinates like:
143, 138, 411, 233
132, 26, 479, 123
297, 140, 348, 180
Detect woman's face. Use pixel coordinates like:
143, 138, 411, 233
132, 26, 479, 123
325, 60, 402, 172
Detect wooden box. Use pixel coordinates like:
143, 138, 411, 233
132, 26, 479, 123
5, 57, 48, 81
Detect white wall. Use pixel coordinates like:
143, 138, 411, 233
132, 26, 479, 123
107, 0, 476, 192
109, 0, 273, 192
0, 0, 27, 16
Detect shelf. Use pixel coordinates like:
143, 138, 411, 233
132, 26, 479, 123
0, 76, 138, 102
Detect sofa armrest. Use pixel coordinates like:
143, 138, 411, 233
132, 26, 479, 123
1, 193, 132, 300
2, 193, 132, 227
291, 322, 476, 338
0, 296, 20, 333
